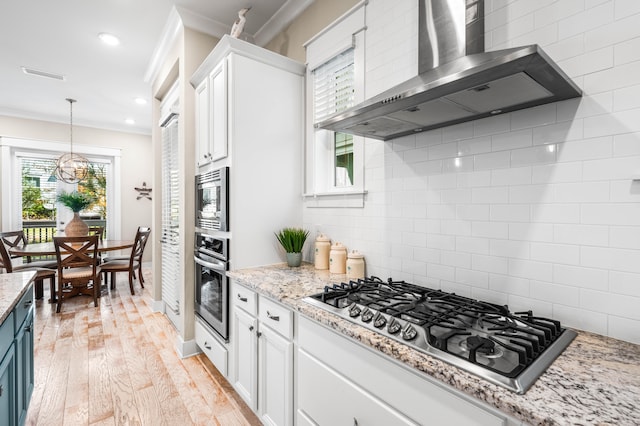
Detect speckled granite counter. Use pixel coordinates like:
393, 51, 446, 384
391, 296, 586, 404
0, 271, 35, 325
228, 263, 640, 426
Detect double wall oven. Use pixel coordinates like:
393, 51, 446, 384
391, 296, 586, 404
194, 166, 230, 341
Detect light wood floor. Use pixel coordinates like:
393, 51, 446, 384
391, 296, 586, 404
26, 269, 261, 426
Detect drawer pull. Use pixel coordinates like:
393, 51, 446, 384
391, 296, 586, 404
24, 300, 33, 307
266, 311, 280, 321
0, 384, 2, 397
354, 418, 358, 426
204, 341, 212, 350
237, 294, 248, 302
249, 326, 254, 331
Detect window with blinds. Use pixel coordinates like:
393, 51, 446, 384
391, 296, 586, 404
312, 48, 355, 123
161, 114, 180, 314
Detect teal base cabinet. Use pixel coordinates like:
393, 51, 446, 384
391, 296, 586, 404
0, 283, 34, 426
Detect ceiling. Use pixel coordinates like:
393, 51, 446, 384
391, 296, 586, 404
0, 0, 306, 135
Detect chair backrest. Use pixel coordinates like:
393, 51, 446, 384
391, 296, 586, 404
54, 235, 100, 275
0, 230, 27, 259
129, 227, 151, 265
88, 226, 105, 241
0, 236, 16, 273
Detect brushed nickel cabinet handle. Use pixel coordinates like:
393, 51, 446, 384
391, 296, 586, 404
204, 341, 212, 350
266, 311, 280, 321
237, 294, 248, 302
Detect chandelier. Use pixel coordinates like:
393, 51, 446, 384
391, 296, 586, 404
55, 98, 89, 183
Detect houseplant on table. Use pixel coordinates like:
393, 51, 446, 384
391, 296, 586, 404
56, 190, 95, 237
275, 227, 309, 267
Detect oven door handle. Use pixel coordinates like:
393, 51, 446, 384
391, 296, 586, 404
194, 255, 226, 271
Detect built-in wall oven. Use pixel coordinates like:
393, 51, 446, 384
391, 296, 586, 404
195, 167, 229, 232
194, 232, 229, 341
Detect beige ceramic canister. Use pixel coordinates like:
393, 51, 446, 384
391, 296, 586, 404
329, 242, 347, 274
314, 233, 331, 270
346, 250, 365, 280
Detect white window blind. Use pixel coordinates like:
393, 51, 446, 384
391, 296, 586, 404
313, 48, 355, 123
160, 114, 180, 314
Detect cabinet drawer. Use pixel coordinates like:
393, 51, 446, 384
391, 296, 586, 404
232, 282, 257, 316
0, 312, 15, 360
14, 285, 34, 332
258, 296, 293, 339
195, 319, 228, 377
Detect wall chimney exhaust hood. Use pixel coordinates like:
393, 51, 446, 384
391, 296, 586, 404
315, 0, 582, 141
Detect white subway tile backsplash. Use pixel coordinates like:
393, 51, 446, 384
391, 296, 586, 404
472, 187, 509, 204
531, 280, 580, 307
304, 0, 640, 344
609, 226, 640, 249
554, 181, 610, 202
472, 221, 510, 239
489, 273, 530, 297
510, 145, 558, 167
490, 204, 531, 222
472, 254, 509, 274
509, 222, 555, 242
455, 268, 489, 288
530, 242, 580, 265
491, 128, 533, 151
553, 264, 608, 291
532, 162, 582, 184
608, 316, 640, 345
474, 151, 511, 170
491, 166, 533, 186
581, 203, 640, 226
553, 224, 609, 246
610, 270, 640, 297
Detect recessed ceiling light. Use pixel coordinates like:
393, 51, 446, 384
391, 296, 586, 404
134, 97, 147, 105
125, 118, 135, 125
98, 32, 120, 46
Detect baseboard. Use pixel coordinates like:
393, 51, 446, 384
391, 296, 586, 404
151, 299, 164, 312
176, 336, 199, 359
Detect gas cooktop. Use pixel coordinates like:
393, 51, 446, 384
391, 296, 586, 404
303, 276, 577, 394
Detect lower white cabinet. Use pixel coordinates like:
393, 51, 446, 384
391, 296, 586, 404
231, 282, 294, 426
194, 318, 228, 377
297, 316, 517, 426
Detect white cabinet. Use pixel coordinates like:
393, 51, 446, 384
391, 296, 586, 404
298, 316, 516, 426
195, 60, 227, 168
195, 78, 210, 167
231, 282, 294, 426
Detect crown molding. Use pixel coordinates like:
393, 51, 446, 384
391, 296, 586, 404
144, 7, 182, 85
254, 0, 315, 47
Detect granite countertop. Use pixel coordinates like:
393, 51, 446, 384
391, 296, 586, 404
0, 271, 36, 325
228, 263, 640, 426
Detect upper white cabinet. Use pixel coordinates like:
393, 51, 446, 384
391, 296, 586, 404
191, 35, 305, 270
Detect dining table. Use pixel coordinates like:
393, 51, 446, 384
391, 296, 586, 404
9, 240, 134, 301
9, 239, 134, 258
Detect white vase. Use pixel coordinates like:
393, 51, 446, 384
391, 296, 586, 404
65, 212, 89, 237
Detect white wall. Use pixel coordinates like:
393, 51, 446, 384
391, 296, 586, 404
0, 115, 152, 256
303, 0, 640, 344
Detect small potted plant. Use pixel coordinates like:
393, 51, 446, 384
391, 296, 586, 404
275, 227, 309, 267
57, 190, 95, 237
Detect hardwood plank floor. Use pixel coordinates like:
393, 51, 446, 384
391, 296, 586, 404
26, 268, 261, 426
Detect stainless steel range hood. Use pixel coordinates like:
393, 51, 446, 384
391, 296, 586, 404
315, 0, 582, 141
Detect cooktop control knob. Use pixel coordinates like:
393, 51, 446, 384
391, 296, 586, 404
402, 324, 418, 341
348, 303, 362, 318
387, 318, 402, 334
361, 307, 374, 323
373, 312, 387, 328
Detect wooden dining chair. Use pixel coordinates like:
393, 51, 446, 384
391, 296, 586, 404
0, 234, 56, 300
88, 226, 105, 241
0, 230, 58, 268
53, 235, 101, 313
100, 227, 151, 295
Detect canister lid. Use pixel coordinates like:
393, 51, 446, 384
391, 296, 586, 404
347, 250, 364, 259
316, 233, 330, 242
331, 242, 346, 251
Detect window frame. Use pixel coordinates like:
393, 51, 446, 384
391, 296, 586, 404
303, 2, 367, 208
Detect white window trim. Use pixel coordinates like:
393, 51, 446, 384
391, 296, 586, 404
0, 136, 122, 238
303, 2, 367, 208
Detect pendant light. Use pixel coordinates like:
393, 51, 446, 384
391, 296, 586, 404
54, 98, 89, 183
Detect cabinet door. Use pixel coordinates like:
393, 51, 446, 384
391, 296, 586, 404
258, 324, 293, 426
298, 350, 418, 426
195, 79, 211, 168
232, 308, 257, 409
0, 344, 16, 426
210, 59, 227, 162
15, 309, 34, 426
